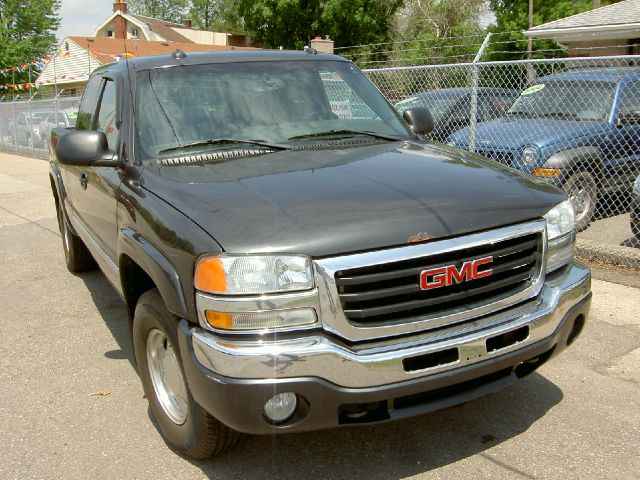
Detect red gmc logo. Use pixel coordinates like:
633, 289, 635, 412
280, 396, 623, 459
420, 256, 494, 290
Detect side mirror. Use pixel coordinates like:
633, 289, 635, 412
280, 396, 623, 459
56, 130, 119, 167
402, 107, 434, 135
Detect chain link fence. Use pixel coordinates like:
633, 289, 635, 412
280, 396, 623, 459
0, 51, 638, 268
0, 93, 81, 159
363, 55, 640, 269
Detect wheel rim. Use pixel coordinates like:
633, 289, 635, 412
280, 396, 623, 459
568, 178, 594, 223
146, 329, 188, 425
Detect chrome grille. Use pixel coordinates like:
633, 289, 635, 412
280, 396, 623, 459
334, 230, 543, 327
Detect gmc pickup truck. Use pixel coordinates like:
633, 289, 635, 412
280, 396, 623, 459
49, 50, 591, 459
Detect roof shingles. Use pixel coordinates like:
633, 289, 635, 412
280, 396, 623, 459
129, 14, 193, 43
68, 36, 256, 65
528, 0, 640, 32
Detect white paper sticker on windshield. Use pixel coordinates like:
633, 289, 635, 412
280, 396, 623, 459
521, 84, 545, 95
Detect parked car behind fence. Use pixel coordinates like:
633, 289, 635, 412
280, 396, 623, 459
394, 87, 518, 143
448, 67, 640, 231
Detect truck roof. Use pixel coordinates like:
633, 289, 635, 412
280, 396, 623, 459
538, 67, 640, 83
98, 49, 350, 73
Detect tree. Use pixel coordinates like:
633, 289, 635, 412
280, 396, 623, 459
127, 0, 188, 23
391, 0, 485, 66
189, 0, 219, 29
236, 0, 403, 49
0, 0, 60, 84
188, 0, 243, 32
401, 0, 484, 39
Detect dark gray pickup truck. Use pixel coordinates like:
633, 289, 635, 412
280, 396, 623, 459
49, 50, 591, 459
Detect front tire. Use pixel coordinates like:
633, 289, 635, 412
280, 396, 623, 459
564, 171, 599, 231
133, 289, 241, 459
56, 204, 95, 272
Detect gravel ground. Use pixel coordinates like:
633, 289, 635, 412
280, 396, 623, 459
0, 152, 638, 480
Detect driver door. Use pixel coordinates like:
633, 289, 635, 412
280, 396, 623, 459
66, 75, 121, 262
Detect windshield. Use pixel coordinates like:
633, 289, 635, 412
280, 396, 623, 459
507, 80, 616, 121
135, 60, 411, 161
32, 112, 50, 122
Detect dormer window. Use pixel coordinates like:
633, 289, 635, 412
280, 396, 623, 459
107, 30, 113, 37
131, 28, 139, 38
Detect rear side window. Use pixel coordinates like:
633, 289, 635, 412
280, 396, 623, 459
76, 75, 103, 130
478, 93, 515, 120
95, 80, 119, 150
618, 81, 640, 120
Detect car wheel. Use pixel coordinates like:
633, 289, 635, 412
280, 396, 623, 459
56, 204, 95, 272
27, 134, 33, 149
133, 289, 242, 459
632, 208, 639, 239
564, 171, 599, 231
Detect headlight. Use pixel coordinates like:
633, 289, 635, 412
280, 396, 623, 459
195, 254, 316, 333
194, 254, 314, 295
544, 200, 576, 272
521, 146, 540, 167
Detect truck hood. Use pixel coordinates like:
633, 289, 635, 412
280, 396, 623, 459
450, 118, 607, 151
141, 141, 565, 257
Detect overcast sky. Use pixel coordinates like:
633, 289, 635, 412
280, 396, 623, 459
58, 0, 114, 41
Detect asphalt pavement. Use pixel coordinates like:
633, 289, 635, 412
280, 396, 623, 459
1, 152, 639, 479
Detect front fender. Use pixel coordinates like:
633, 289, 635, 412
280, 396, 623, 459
542, 145, 604, 180
119, 227, 189, 319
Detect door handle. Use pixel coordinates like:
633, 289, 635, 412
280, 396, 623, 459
80, 171, 89, 190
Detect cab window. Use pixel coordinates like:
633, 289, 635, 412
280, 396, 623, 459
95, 79, 119, 150
76, 75, 103, 130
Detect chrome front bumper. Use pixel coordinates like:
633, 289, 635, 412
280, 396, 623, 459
191, 261, 591, 389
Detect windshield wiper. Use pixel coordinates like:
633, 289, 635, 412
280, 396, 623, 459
288, 129, 401, 142
537, 112, 579, 120
506, 110, 532, 117
158, 138, 288, 155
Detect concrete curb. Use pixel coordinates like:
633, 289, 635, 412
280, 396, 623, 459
576, 237, 640, 270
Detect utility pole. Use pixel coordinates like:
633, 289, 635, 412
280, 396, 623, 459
527, 0, 534, 82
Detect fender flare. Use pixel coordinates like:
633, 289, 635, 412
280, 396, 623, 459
119, 227, 189, 319
543, 146, 604, 176
49, 162, 80, 235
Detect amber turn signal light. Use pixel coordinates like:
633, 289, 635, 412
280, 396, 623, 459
532, 167, 561, 177
205, 310, 233, 329
195, 257, 227, 293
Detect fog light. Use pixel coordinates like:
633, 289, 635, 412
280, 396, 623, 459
264, 392, 297, 423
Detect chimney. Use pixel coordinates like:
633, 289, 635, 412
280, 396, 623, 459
113, 1, 127, 39
310, 35, 334, 54
113, 1, 127, 13
183, 19, 192, 28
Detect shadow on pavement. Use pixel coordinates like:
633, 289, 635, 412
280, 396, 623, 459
593, 192, 630, 222
191, 373, 562, 479
621, 236, 639, 249
75, 268, 564, 478
78, 270, 134, 368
